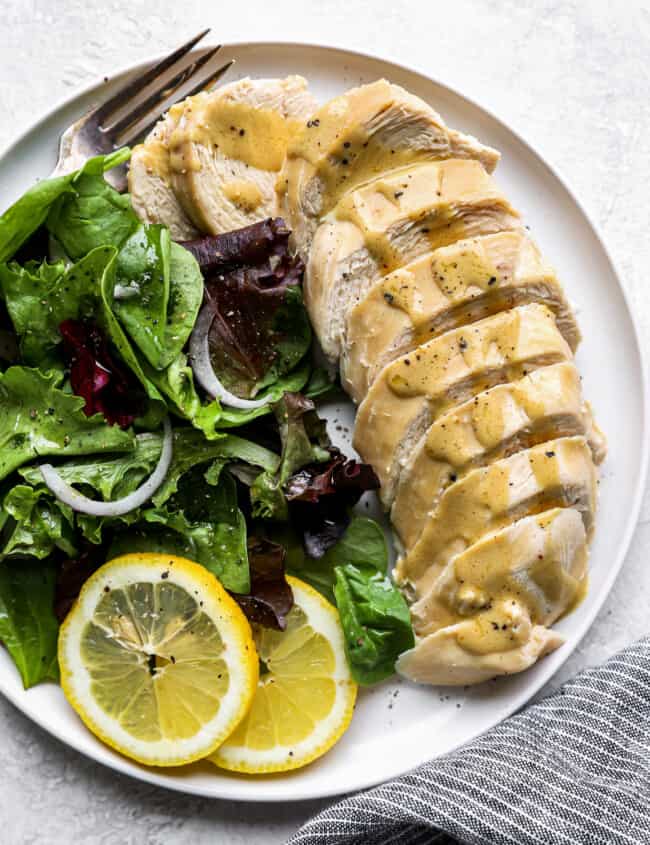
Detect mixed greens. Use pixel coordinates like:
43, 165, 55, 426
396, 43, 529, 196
0, 151, 413, 690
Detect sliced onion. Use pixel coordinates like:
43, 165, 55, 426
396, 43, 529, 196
113, 282, 141, 299
189, 305, 274, 410
40, 418, 173, 517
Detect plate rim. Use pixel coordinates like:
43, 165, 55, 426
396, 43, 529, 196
0, 38, 647, 803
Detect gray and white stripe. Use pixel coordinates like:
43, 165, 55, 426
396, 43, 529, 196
289, 638, 650, 845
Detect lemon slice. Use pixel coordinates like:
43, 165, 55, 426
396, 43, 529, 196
58, 553, 258, 767
211, 576, 357, 773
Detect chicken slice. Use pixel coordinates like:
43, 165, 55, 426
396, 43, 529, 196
391, 362, 606, 550
280, 79, 500, 258
341, 231, 580, 403
306, 159, 521, 362
411, 507, 587, 636
397, 613, 564, 686
394, 436, 598, 603
353, 303, 572, 505
128, 107, 200, 240
398, 507, 587, 684
167, 76, 317, 235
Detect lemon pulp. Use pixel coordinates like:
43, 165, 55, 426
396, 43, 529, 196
59, 554, 257, 766
212, 576, 357, 773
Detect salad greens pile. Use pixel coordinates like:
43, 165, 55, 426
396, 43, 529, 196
0, 151, 413, 691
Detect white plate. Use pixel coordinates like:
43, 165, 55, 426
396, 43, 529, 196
0, 42, 646, 803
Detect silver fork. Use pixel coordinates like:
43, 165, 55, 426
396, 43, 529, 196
52, 29, 234, 191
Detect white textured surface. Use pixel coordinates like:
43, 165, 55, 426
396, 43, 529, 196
1, 1, 649, 841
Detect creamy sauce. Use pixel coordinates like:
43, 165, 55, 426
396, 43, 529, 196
455, 599, 533, 655
397, 436, 593, 594
418, 508, 588, 652
331, 160, 509, 274
169, 95, 303, 174
283, 79, 466, 219
223, 179, 264, 211
136, 138, 171, 184
384, 304, 567, 417
391, 364, 586, 551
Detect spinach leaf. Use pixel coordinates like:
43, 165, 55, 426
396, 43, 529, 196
111, 225, 171, 370
333, 564, 414, 686
113, 238, 203, 373
0, 149, 129, 264
285, 516, 387, 602
0, 366, 133, 483
46, 155, 137, 259
0, 560, 59, 688
96, 247, 166, 424
46, 162, 203, 373
162, 243, 203, 366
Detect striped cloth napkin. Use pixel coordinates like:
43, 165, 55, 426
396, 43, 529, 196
289, 638, 650, 845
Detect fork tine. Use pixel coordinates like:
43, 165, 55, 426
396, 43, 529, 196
172, 58, 235, 102
93, 29, 210, 123
119, 59, 235, 147
105, 45, 223, 138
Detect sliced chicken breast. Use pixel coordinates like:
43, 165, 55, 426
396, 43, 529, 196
391, 362, 606, 550
306, 160, 521, 362
412, 507, 587, 635
394, 436, 598, 603
397, 507, 586, 685
354, 303, 572, 505
341, 231, 581, 403
280, 79, 500, 258
128, 106, 200, 240
166, 76, 316, 235
397, 613, 564, 686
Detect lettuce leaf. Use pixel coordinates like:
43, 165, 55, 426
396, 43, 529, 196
18, 427, 279, 591
1, 485, 76, 561
46, 155, 137, 259
145, 351, 312, 438
186, 219, 311, 399
0, 366, 133, 484
19, 427, 278, 508
251, 393, 330, 520
0, 560, 59, 688
285, 449, 380, 558
231, 536, 293, 630
333, 564, 414, 686
0, 149, 129, 265
109, 468, 250, 593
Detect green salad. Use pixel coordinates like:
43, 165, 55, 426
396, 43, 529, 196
0, 150, 413, 690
